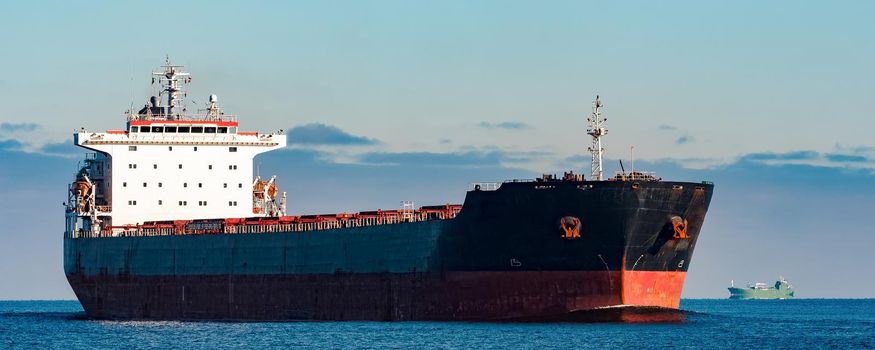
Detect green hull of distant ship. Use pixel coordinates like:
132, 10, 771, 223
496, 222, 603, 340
728, 280, 795, 299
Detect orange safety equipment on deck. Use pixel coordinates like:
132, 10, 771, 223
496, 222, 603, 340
72, 180, 91, 196
253, 180, 267, 198
267, 183, 277, 198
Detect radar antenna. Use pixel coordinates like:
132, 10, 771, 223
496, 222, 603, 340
587, 95, 608, 180
152, 55, 191, 119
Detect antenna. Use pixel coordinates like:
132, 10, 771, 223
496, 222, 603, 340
152, 56, 191, 119
586, 95, 608, 180
129, 75, 135, 116
630, 145, 635, 179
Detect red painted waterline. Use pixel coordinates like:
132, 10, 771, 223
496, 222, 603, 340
621, 270, 687, 309
68, 270, 688, 321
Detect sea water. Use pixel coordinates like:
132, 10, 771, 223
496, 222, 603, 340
1, 299, 872, 349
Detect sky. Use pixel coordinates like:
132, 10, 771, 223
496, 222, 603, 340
0, 0, 873, 299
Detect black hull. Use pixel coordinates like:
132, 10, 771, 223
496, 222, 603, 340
65, 180, 714, 321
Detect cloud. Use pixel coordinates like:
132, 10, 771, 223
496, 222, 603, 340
286, 123, 379, 146
659, 125, 695, 145
0, 122, 39, 133
675, 135, 694, 145
824, 153, 868, 163
358, 151, 503, 168
741, 150, 820, 162
0, 139, 23, 151
564, 154, 591, 163
39, 140, 83, 158
477, 121, 531, 130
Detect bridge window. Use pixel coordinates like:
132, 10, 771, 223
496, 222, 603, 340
131, 126, 139, 132
178, 126, 190, 133
151, 126, 163, 133
165, 126, 177, 133
141, 127, 150, 133
204, 127, 217, 133
218, 127, 228, 134
191, 126, 203, 133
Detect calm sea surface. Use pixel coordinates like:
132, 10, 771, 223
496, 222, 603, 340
1, 299, 872, 349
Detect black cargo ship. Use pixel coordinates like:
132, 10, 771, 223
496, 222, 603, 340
64, 62, 714, 322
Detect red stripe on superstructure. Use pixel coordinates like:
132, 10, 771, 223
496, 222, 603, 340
106, 130, 127, 134
237, 131, 257, 136
129, 120, 239, 127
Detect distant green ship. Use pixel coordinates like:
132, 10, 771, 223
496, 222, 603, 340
728, 278, 795, 299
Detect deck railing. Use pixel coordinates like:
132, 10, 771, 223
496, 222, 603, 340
66, 205, 463, 239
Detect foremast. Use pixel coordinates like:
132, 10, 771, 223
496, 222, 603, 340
586, 96, 608, 180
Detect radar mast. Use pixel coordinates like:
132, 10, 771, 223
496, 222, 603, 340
152, 56, 191, 119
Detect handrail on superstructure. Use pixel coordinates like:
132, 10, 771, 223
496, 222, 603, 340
127, 113, 238, 123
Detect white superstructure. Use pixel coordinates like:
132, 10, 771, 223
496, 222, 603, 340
66, 59, 285, 236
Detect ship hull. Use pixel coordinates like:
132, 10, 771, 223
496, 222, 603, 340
728, 287, 795, 300
65, 180, 713, 321
67, 271, 688, 321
